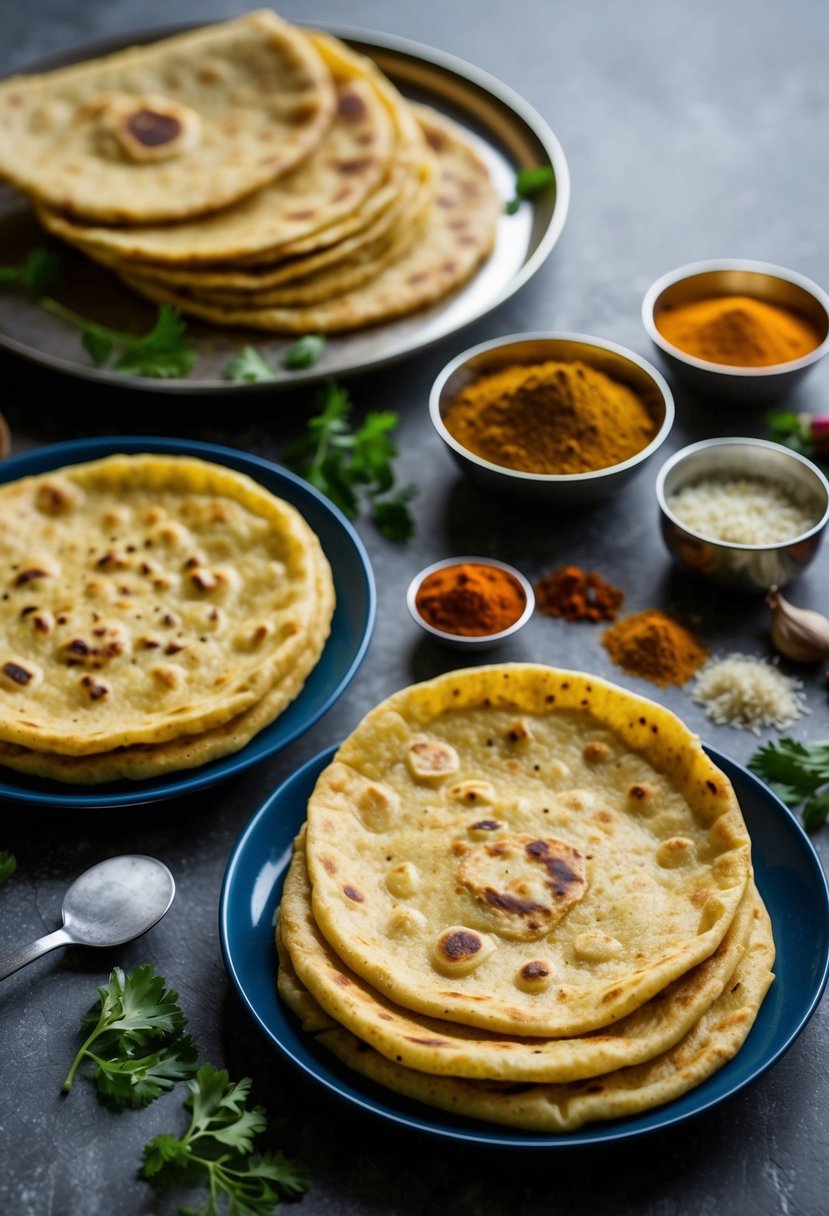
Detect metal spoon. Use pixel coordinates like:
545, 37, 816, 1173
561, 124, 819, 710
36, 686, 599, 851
0, 855, 175, 982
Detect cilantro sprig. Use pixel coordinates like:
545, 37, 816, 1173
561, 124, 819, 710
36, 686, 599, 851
62, 964, 198, 1107
225, 335, 327, 383
0, 248, 197, 378
284, 378, 417, 541
767, 409, 829, 465
748, 738, 829, 831
141, 1063, 308, 1216
42, 298, 197, 378
0, 850, 16, 886
505, 165, 555, 214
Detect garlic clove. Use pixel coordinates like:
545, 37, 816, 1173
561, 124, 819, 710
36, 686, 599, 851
767, 585, 829, 663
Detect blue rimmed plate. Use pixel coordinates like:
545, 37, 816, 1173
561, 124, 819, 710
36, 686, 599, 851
219, 743, 829, 1147
0, 437, 375, 809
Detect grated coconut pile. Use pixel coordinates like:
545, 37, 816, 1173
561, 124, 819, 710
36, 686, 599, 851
691, 653, 808, 734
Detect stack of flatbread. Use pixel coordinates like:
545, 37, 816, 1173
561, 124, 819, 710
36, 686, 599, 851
0, 453, 334, 783
0, 12, 501, 335
278, 664, 775, 1132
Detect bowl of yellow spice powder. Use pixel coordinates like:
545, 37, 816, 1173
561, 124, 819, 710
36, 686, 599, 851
642, 259, 829, 403
431, 333, 674, 504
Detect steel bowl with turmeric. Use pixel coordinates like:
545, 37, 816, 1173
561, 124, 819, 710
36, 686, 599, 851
642, 260, 829, 404
430, 334, 674, 504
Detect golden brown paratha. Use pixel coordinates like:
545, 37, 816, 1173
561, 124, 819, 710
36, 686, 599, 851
280, 836, 758, 1082
35, 32, 398, 262
0, 540, 334, 783
118, 106, 501, 333
278, 895, 775, 1132
0, 454, 328, 756
0, 12, 336, 223
304, 665, 752, 1037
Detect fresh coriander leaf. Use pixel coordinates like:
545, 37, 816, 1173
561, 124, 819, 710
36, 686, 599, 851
40, 298, 197, 379
23, 249, 63, 299
82, 327, 114, 366
63, 964, 196, 1102
766, 409, 814, 456
92, 1033, 199, 1110
803, 787, 829, 833
226, 346, 279, 384
351, 411, 400, 494
0, 851, 16, 886
749, 738, 829, 833
748, 738, 829, 798
281, 333, 326, 370
372, 486, 417, 541
505, 164, 554, 213
284, 379, 416, 540
141, 1063, 309, 1216
0, 248, 63, 298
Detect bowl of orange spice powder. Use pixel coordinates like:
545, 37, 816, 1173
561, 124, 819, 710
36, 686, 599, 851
407, 556, 534, 649
642, 259, 829, 403
430, 333, 674, 504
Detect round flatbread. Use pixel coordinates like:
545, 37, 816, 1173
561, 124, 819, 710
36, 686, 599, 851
278, 896, 775, 1132
117, 106, 502, 334
0, 454, 327, 755
35, 33, 398, 261
280, 837, 758, 1082
0, 12, 336, 223
304, 664, 753, 1037
0, 542, 334, 783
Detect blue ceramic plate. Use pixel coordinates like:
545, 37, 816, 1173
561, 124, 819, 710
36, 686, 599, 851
220, 744, 829, 1147
0, 437, 375, 809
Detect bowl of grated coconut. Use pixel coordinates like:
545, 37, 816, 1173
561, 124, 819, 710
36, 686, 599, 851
656, 437, 829, 591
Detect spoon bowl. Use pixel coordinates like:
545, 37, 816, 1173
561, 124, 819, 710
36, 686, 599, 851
0, 855, 175, 981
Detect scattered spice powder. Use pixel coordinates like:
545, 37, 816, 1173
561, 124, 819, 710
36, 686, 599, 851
535, 565, 624, 622
442, 360, 657, 475
415, 561, 526, 637
655, 295, 822, 367
602, 609, 708, 687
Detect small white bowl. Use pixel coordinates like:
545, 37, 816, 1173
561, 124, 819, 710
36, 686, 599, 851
406, 556, 535, 650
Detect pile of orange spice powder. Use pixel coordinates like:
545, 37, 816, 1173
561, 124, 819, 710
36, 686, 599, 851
442, 360, 657, 474
415, 561, 526, 637
535, 565, 624, 622
655, 295, 822, 367
602, 610, 708, 687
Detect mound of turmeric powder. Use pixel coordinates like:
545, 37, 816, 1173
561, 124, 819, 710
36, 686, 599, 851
655, 295, 822, 367
442, 360, 657, 476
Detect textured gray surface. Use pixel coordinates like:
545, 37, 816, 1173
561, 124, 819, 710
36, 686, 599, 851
0, 2, 828, 1213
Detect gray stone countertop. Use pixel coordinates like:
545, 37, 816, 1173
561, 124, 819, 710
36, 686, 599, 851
1, 2, 828, 1213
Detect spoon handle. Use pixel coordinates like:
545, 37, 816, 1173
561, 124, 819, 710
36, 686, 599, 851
0, 928, 73, 981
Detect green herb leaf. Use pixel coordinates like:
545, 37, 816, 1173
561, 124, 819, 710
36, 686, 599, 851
803, 787, 829, 833
748, 738, 829, 832
0, 851, 16, 886
226, 346, 279, 384
766, 409, 815, 456
506, 165, 554, 213
82, 327, 115, 366
372, 486, 418, 542
141, 1063, 309, 1215
26, 285, 197, 379
283, 379, 416, 540
63, 964, 197, 1103
281, 333, 327, 370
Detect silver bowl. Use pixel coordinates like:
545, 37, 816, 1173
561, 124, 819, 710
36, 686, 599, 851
655, 437, 829, 591
642, 259, 829, 404
430, 333, 675, 505
406, 556, 535, 650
